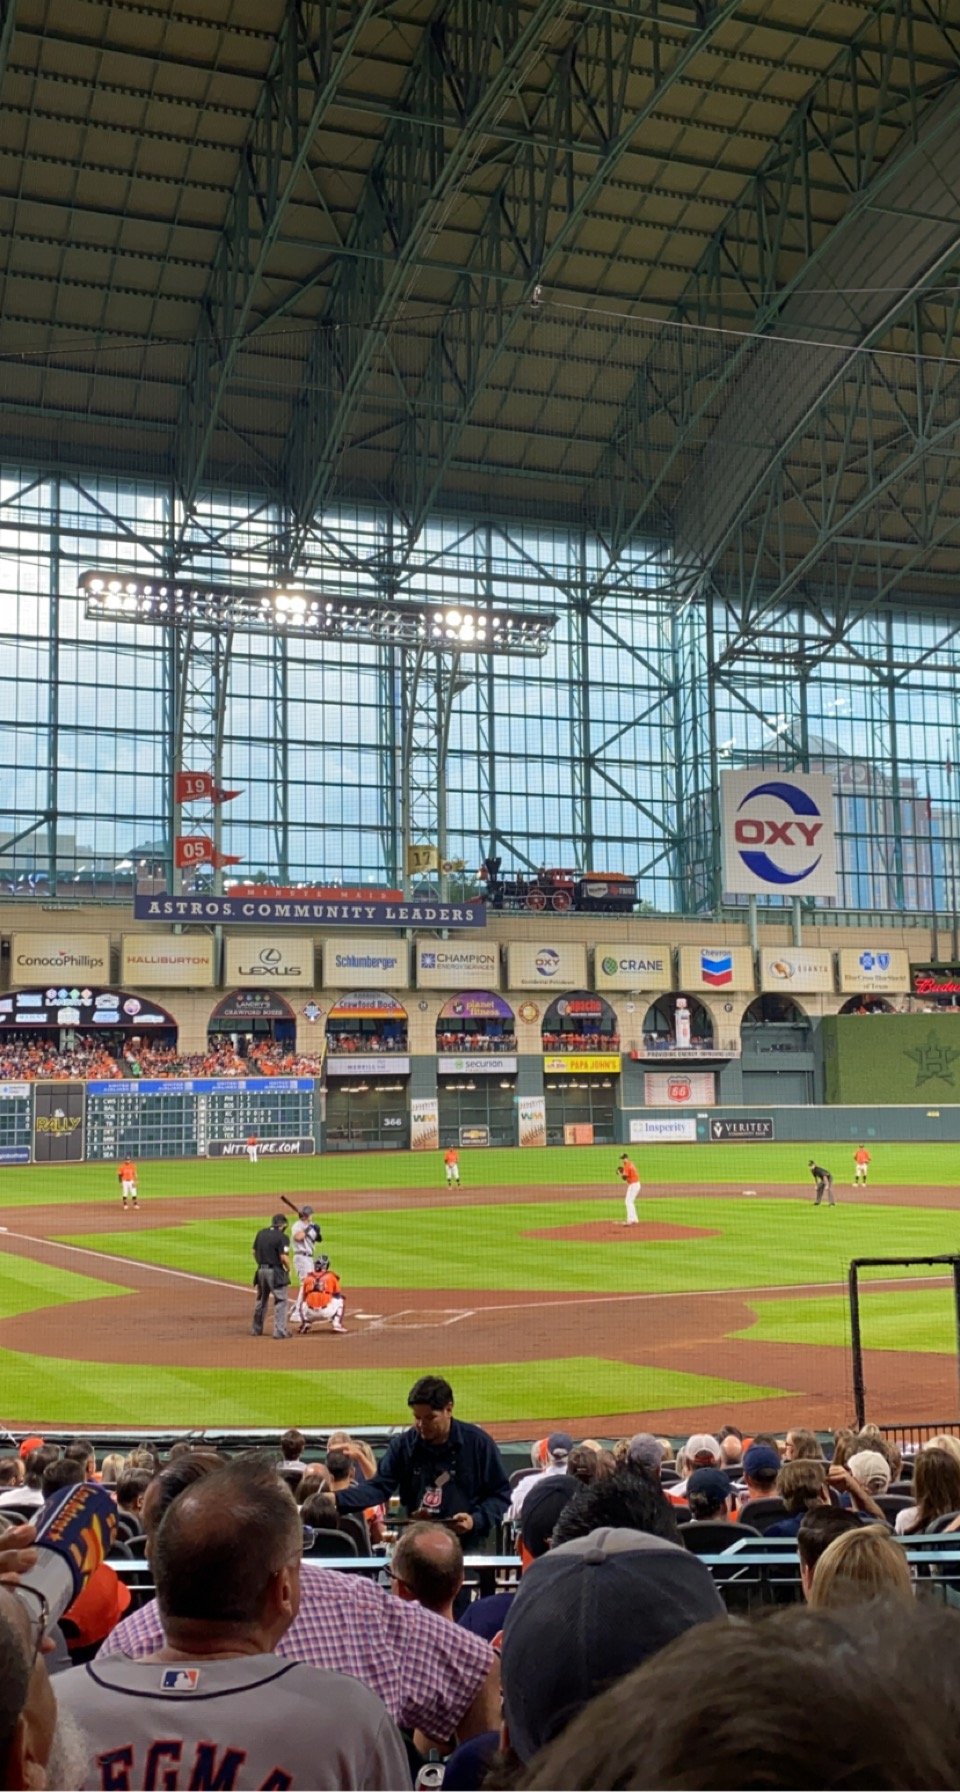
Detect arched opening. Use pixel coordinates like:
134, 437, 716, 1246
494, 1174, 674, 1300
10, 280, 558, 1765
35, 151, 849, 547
741, 994, 815, 1104
838, 996, 896, 1016
209, 990, 297, 1060
640, 994, 713, 1052
324, 993, 410, 1151
0, 987, 177, 1081
436, 993, 518, 1148
541, 991, 620, 1146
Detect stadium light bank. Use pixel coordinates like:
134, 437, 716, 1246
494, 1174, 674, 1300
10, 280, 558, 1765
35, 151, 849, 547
79, 572, 557, 658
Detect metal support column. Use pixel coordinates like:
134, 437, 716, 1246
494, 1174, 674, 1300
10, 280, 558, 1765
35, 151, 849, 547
173, 628, 234, 896
400, 648, 467, 899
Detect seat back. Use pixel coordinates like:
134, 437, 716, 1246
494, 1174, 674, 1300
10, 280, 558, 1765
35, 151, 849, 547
682, 1521, 757, 1554
923, 1510, 960, 1533
303, 1528, 358, 1559
737, 1497, 788, 1533
873, 1493, 913, 1521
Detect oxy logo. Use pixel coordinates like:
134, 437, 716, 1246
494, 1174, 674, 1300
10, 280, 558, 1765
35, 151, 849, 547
535, 948, 560, 978
735, 779, 824, 887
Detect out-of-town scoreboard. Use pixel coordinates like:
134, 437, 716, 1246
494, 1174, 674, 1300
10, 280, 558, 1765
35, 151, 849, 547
83, 1077, 316, 1161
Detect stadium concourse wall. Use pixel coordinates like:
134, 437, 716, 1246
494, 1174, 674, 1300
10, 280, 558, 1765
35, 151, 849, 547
0, 903, 955, 1160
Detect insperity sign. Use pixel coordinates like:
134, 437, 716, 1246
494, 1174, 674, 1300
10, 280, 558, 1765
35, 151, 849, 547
720, 769, 837, 899
134, 893, 486, 928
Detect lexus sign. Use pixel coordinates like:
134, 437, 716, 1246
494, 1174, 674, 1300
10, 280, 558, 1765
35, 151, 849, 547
223, 936, 314, 988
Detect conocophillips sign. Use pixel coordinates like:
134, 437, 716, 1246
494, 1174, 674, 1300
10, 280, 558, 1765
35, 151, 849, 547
9, 933, 111, 985
720, 769, 837, 899
223, 936, 314, 987
594, 947, 672, 991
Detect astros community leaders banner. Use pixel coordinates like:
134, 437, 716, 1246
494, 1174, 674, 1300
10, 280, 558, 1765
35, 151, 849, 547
594, 946, 672, 992
506, 942, 588, 989
720, 768, 838, 899
121, 935, 216, 988
134, 893, 486, 928
223, 936, 314, 987
9, 933, 111, 985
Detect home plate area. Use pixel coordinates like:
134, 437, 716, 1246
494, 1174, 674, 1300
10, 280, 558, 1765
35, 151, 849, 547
355, 1307, 475, 1331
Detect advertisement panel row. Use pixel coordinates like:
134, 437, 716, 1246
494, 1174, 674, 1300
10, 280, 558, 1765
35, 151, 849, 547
5, 931, 913, 997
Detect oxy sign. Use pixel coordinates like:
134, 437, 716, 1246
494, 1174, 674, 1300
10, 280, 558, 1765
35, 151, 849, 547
720, 769, 837, 898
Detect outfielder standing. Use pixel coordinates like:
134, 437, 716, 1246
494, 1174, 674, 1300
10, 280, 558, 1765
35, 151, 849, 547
853, 1145, 871, 1187
618, 1152, 641, 1226
118, 1157, 139, 1212
246, 1134, 258, 1165
444, 1145, 461, 1187
808, 1159, 835, 1207
289, 1204, 321, 1323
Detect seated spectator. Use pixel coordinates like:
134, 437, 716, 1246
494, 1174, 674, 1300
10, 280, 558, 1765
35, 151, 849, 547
278, 1428, 306, 1484
0, 1579, 87, 1790
0, 1460, 25, 1502
392, 1522, 464, 1621
924, 1432, 960, 1470
293, 1466, 331, 1504
41, 1460, 83, 1503
686, 1468, 732, 1522
736, 1443, 780, 1516
500, 1528, 724, 1773
896, 1446, 960, 1534
665, 1435, 722, 1505
126, 1446, 161, 1476
62, 1440, 97, 1481
519, 1600, 960, 1789
99, 1456, 500, 1746
552, 1469, 680, 1548
57, 1458, 410, 1788
99, 1453, 126, 1487
461, 1476, 579, 1641
322, 1449, 356, 1496
565, 1446, 606, 1488
717, 1426, 743, 1470
831, 1426, 858, 1468
764, 1460, 830, 1537
784, 1427, 823, 1463
624, 1434, 664, 1481
809, 1525, 914, 1610
847, 1450, 892, 1497
13, 1447, 59, 1511
509, 1436, 573, 1524
797, 1507, 865, 1600
116, 1469, 152, 1525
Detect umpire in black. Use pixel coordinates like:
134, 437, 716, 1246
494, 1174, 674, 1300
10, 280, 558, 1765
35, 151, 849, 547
251, 1213, 291, 1338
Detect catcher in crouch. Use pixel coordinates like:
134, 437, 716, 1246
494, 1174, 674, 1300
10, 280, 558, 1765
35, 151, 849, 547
297, 1255, 347, 1335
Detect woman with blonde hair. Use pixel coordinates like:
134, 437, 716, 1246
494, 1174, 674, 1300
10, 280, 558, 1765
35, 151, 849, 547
808, 1524, 913, 1609
100, 1451, 127, 1485
896, 1446, 960, 1534
925, 1433, 960, 1469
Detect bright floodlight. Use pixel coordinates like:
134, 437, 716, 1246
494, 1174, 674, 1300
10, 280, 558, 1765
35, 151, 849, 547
79, 572, 556, 658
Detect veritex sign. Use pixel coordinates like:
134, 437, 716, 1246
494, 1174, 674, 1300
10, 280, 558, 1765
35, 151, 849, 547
134, 893, 486, 929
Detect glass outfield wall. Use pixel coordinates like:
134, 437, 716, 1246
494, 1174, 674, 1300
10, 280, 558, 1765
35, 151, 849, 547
1, 466, 959, 915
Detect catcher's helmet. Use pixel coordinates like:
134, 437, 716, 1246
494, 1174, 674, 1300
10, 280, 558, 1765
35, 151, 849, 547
314, 1254, 330, 1273
298, 1205, 314, 1218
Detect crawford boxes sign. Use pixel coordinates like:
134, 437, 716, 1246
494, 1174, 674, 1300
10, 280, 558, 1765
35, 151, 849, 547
720, 769, 838, 899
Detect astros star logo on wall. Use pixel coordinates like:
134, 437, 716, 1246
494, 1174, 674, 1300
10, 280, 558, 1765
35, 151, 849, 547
905, 1031, 960, 1087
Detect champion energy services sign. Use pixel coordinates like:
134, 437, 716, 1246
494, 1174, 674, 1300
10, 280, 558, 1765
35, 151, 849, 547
720, 769, 838, 899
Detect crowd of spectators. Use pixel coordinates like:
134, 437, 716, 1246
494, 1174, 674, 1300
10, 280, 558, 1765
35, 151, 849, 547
0, 1036, 325, 1082
436, 1031, 516, 1054
540, 1029, 620, 1052
326, 1030, 408, 1055
5, 1402, 960, 1789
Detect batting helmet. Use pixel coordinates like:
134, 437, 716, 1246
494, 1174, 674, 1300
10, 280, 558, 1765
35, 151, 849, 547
298, 1205, 314, 1218
314, 1254, 330, 1273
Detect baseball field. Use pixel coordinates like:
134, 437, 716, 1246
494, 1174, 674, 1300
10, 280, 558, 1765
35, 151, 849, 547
1, 1142, 959, 1437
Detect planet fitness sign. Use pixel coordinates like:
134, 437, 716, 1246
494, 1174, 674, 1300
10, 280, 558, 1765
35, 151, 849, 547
720, 769, 837, 898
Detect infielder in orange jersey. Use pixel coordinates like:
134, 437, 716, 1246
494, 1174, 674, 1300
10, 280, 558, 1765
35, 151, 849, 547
618, 1152, 641, 1226
444, 1145, 461, 1187
118, 1158, 139, 1211
854, 1145, 872, 1187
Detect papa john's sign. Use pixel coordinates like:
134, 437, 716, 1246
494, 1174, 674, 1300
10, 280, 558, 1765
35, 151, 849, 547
720, 769, 837, 899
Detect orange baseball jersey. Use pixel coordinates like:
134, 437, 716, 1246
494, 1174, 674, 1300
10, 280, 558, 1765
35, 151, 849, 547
247, 1135, 257, 1146
622, 1159, 639, 1182
444, 1147, 459, 1165
302, 1269, 342, 1310
118, 1160, 136, 1182
854, 1147, 871, 1163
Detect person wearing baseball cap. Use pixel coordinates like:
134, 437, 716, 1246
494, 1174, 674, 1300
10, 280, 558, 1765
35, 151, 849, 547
686, 1468, 733, 1522
459, 1472, 580, 1647
250, 1213, 291, 1340
665, 1434, 723, 1507
736, 1443, 783, 1520
508, 1433, 575, 1527
500, 1528, 725, 1766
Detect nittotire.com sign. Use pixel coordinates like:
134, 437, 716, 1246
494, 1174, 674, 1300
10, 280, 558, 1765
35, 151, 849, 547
207, 1137, 315, 1157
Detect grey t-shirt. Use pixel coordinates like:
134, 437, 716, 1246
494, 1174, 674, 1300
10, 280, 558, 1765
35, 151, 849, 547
55, 1652, 410, 1790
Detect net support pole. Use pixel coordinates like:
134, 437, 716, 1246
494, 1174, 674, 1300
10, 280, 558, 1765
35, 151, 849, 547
953, 1259, 960, 1417
848, 1261, 865, 1429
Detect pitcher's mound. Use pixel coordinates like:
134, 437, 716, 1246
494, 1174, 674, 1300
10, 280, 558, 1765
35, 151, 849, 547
524, 1221, 719, 1244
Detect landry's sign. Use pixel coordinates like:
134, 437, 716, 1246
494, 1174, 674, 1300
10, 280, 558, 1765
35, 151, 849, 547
134, 893, 486, 929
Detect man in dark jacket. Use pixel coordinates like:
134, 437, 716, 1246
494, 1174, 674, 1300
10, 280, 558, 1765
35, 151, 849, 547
336, 1376, 510, 1540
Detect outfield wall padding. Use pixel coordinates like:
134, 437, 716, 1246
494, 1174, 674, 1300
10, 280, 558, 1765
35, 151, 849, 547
821, 1014, 960, 1107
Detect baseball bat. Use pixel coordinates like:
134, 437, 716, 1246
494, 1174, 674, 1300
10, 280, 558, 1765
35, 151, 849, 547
280, 1195, 300, 1214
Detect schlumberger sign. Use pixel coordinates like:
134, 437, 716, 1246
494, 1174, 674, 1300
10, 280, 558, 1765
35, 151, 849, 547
720, 769, 837, 899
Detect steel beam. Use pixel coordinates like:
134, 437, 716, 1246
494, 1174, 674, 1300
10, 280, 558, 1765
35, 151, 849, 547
173, 0, 384, 550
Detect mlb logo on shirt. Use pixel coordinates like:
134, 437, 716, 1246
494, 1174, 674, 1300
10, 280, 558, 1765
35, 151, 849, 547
160, 1669, 200, 1691
700, 950, 733, 987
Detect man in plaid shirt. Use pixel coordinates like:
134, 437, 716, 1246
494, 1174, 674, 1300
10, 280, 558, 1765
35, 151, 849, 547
97, 1560, 497, 1742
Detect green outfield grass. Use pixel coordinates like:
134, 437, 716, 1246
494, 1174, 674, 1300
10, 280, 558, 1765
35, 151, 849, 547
0, 1135, 958, 1208
0, 1140, 958, 1427
57, 1194, 960, 1297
